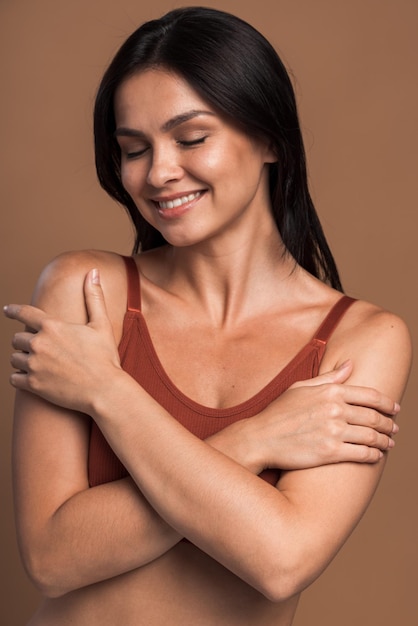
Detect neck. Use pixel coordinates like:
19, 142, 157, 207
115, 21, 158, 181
160, 223, 299, 328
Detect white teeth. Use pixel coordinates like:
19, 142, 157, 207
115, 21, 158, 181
158, 192, 201, 210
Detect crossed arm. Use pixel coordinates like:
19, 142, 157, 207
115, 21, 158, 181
5, 253, 412, 599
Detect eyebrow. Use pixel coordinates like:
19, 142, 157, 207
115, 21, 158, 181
114, 109, 215, 138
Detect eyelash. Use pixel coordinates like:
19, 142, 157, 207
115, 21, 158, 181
124, 136, 208, 160
177, 136, 207, 147
125, 148, 148, 160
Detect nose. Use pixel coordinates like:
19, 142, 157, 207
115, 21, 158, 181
146, 146, 184, 188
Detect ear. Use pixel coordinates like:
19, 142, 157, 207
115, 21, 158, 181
263, 141, 278, 164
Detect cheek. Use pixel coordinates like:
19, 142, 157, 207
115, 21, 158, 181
190, 140, 236, 178
188, 151, 220, 179
204, 138, 264, 181
120, 164, 144, 195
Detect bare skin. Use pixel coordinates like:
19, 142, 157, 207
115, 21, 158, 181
5, 69, 412, 625
7, 250, 410, 626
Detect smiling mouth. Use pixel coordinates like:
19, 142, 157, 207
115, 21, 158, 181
156, 191, 203, 210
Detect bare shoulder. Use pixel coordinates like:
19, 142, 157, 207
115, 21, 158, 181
331, 298, 411, 355
31, 250, 129, 332
322, 298, 412, 400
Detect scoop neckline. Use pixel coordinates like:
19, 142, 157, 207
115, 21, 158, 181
124, 309, 325, 418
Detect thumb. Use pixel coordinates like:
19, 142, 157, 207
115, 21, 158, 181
293, 360, 353, 388
84, 269, 111, 328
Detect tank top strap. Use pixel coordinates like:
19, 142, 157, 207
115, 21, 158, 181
122, 255, 141, 312
314, 295, 356, 343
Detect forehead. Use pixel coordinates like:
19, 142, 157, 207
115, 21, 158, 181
114, 69, 213, 128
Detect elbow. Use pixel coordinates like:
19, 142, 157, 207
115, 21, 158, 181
21, 546, 73, 598
254, 552, 316, 603
258, 573, 303, 604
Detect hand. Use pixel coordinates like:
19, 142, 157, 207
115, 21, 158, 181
260, 362, 400, 469
4, 269, 122, 414
209, 362, 399, 473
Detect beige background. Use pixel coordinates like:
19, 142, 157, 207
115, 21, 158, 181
1, 1, 416, 624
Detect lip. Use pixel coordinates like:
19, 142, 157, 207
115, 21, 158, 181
152, 190, 206, 220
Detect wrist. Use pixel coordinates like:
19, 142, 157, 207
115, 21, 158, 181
207, 418, 264, 475
88, 367, 134, 423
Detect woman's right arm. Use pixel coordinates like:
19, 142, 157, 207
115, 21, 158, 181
12, 252, 186, 597
13, 390, 183, 597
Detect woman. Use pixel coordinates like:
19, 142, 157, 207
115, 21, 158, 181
5, 7, 411, 626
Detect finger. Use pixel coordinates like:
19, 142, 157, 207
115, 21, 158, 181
343, 424, 395, 451
83, 269, 111, 329
12, 331, 36, 352
342, 386, 400, 416
292, 360, 353, 389
346, 406, 397, 435
3, 304, 48, 332
338, 443, 384, 464
10, 351, 30, 372
9, 370, 32, 392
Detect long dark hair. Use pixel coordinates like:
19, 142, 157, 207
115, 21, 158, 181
94, 6, 342, 290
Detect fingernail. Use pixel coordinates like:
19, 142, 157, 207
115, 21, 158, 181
394, 402, 400, 413
3, 305, 8, 314
392, 422, 399, 434
388, 438, 395, 448
91, 269, 100, 285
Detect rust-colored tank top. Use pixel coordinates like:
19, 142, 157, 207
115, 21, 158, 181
88, 256, 355, 487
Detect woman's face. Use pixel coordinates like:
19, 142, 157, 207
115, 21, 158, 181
114, 68, 276, 248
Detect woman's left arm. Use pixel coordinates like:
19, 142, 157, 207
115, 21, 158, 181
5, 275, 412, 601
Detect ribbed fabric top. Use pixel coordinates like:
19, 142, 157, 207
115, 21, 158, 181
88, 256, 355, 487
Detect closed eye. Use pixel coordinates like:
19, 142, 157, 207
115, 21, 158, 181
123, 137, 206, 160
177, 136, 207, 148
124, 147, 149, 160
